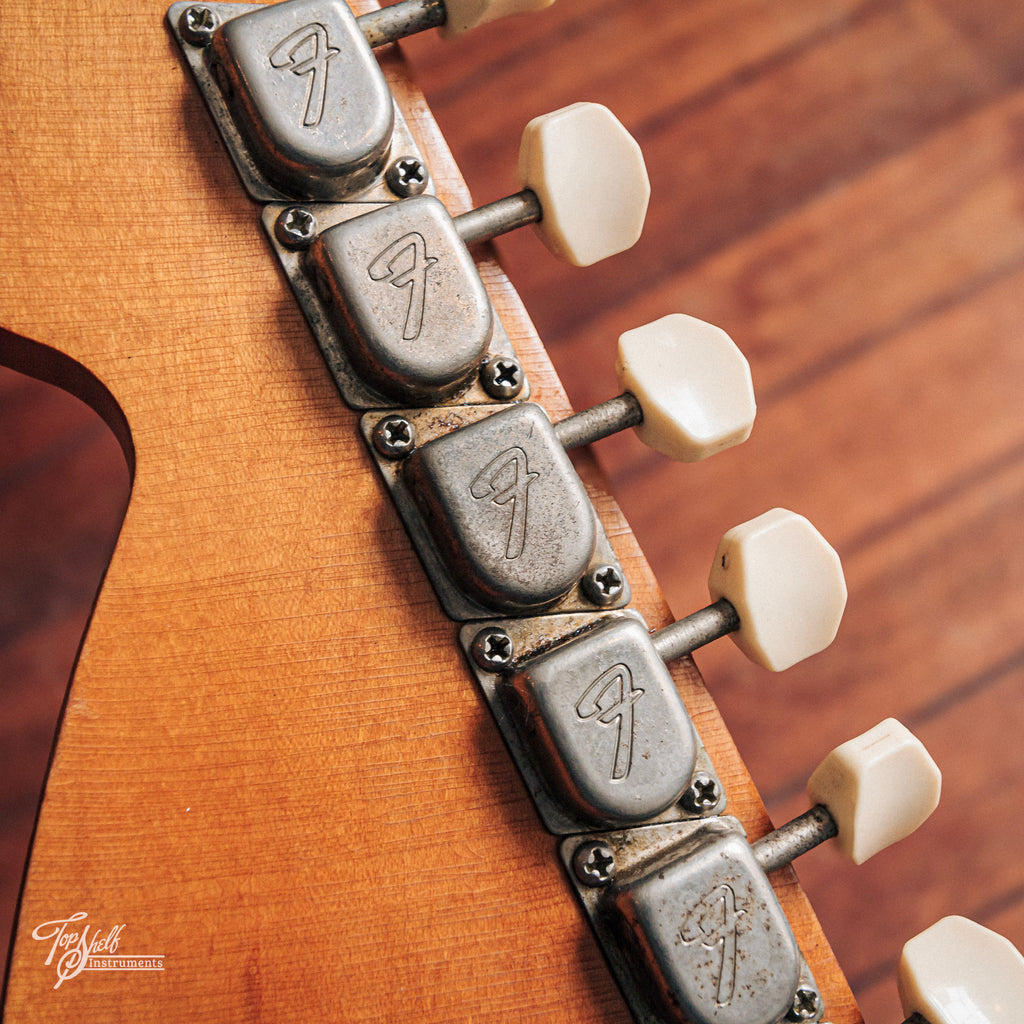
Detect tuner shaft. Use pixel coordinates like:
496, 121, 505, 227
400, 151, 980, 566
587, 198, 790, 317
752, 804, 838, 875
454, 191, 543, 245
650, 598, 740, 663
358, 0, 446, 47
553, 393, 643, 450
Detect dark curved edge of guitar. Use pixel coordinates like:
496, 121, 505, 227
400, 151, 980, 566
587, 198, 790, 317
4, 1, 1024, 1021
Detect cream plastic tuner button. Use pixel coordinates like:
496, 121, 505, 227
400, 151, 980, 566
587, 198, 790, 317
553, 314, 754, 463
453, 102, 648, 266
706, 508, 847, 671
898, 916, 1024, 1024
651, 509, 843, 671
750, 719, 939, 877
615, 313, 755, 461
441, 0, 555, 36
517, 102, 650, 265
806, 718, 941, 865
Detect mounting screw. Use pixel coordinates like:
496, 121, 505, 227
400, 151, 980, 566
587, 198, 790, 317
581, 564, 624, 607
372, 416, 416, 460
274, 206, 318, 250
680, 772, 722, 815
179, 5, 218, 46
573, 841, 617, 887
470, 627, 514, 672
786, 985, 823, 1022
479, 356, 525, 401
386, 156, 429, 198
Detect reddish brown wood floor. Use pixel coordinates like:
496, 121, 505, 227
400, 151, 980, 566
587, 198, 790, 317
4, 1, 1024, 1020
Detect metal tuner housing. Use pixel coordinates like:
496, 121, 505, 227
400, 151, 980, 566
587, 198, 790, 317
363, 403, 630, 620
564, 818, 820, 1024
401, 402, 598, 614
307, 196, 493, 403
170, 0, 435, 202
498, 616, 704, 829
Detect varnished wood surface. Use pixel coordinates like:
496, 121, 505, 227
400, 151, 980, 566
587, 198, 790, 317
1, 0, 1021, 1021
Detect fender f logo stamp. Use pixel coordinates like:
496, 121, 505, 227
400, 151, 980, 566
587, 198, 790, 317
269, 23, 340, 128
680, 884, 746, 1007
575, 663, 645, 781
367, 232, 438, 341
470, 447, 539, 560
32, 912, 165, 989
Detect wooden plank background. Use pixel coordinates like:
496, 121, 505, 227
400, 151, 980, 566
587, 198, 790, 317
3, 0, 1022, 1020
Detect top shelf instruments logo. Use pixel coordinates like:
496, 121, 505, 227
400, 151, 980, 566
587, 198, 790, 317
31, 913, 165, 990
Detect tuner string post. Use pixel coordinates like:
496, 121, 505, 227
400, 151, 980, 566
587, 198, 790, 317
751, 804, 838, 876
649, 598, 740, 664
453, 190, 543, 246
553, 393, 643, 451
357, 0, 447, 47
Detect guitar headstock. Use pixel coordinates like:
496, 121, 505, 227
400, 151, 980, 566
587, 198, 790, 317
2, 1, 1022, 1022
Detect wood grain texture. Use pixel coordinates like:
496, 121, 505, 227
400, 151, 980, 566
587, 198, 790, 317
0, 1, 860, 1022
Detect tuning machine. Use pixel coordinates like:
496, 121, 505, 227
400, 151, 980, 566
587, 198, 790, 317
364, 313, 755, 619
264, 101, 650, 407
564, 719, 941, 1024
167, 0, 552, 202
460, 509, 845, 832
